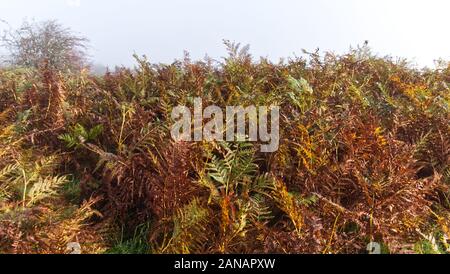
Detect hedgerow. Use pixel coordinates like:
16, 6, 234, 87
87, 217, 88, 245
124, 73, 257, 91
0, 43, 449, 254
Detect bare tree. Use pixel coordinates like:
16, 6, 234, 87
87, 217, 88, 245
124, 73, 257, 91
1, 19, 89, 71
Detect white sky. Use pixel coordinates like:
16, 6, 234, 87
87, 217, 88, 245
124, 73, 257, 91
0, 0, 449, 67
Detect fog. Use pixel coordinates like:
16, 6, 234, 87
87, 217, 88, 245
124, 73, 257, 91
1, 0, 449, 68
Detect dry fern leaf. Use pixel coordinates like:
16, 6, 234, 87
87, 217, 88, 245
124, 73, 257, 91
27, 175, 67, 206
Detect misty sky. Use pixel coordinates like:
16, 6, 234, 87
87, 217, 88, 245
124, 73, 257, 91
0, 0, 449, 68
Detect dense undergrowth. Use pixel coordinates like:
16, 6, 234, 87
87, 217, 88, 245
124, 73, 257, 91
0, 44, 449, 254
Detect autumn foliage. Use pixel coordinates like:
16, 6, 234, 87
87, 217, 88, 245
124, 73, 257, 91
0, 43, 449, 254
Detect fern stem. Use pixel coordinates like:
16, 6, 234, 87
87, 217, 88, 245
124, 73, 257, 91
21, 168, 28, 209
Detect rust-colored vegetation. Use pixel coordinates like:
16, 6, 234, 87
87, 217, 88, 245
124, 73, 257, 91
0, 43, 449, 254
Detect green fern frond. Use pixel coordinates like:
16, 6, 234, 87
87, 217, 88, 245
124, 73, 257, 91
59, 123, 103, 149
286, 75, 314, 113
58, 133, 78, 148
206, 142, 258, 195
